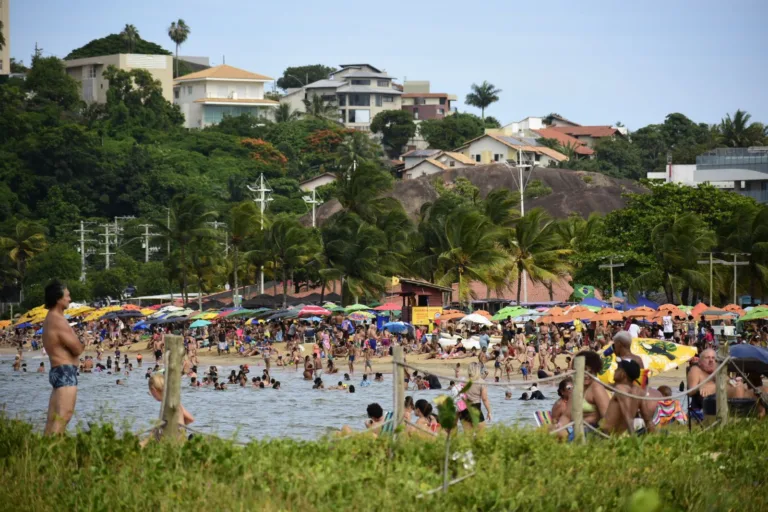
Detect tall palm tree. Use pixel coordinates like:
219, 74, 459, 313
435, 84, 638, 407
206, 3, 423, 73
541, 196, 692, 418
188, 237, 223, 311
555, 213, 603, 252
508, 208, 572, 304
333, 161, 400, 224
0, 221, 47, 304
464, 81, 502, 122
434, 207, 507, 308
630, 213, 716, 303
302, 94, 338, 121
267, 215, 317, 308
168, 19, 191, 78
120, 24, 140, 53
720, 203, 768, 302
274, 103, 300, 123
482, 188, 519, 229
719, 109, 767, 148
228, 201, 263, 306
336, 131, 382, 168
154, 195, 217, 303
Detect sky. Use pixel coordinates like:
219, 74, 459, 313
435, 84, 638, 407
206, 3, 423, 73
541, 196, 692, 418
9, 0, 768, 130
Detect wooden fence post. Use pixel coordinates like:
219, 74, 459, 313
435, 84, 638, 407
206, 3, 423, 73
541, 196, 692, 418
571, 356, 585, 443
393, 346, 405, 431
160, 334, 185, 441
716, 342, 729, 427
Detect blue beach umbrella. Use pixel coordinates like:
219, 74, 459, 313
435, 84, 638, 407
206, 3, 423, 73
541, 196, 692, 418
382, 321, 413, 334
190, 319, 211, 328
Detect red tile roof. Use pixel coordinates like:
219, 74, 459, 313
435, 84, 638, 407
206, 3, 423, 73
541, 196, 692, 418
550, 126, 621, 138
452, 276, 576, 304
532, 128, 595, 156
402, 93, 450, 98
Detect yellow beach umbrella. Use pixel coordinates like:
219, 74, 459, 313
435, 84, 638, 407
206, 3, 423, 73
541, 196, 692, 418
597, 338, 697, 385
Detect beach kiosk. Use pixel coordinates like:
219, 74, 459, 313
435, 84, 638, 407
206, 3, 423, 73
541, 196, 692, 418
396, 278, 452, 327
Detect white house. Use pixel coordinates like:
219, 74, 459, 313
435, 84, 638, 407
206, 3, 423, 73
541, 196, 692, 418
174, 64, 279, 129
299, 173, 337, 192
401, 149, 476, 174
404, 159, 449, 180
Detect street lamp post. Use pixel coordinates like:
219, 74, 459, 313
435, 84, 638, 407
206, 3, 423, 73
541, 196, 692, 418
302, 189, 322, 228
247, 174, 273, 295
508, 157, 533, 304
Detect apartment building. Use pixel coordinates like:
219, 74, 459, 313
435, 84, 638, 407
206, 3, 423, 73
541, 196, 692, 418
0, 0, 9, 75
281, 64, 402, 131
173, 64, 278, 129
401, 81, 456, 121
64, 53, 174, 103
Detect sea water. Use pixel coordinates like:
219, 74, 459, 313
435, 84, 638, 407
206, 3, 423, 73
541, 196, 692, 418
0, 355, 555, 441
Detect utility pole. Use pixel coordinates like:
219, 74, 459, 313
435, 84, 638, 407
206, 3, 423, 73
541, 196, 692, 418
697, 253, 726, 306
720, 253, 750, 306
99, 224, 115, 269
509, 158, 533, 304
138, 224, 161, 263
208, 221, 229, 256
112, 216, 135, 247
248, 174, 273, 294
74, 221, 96, 282
302, 188, 322, 228
166, 208, 171, 256
598, 257, 625, 307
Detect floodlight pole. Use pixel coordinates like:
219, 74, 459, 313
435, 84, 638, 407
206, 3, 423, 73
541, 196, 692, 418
720, 253, 750, 306
598, 257, 624, 307
302, 189, 322, 228
248, 174, 273, 295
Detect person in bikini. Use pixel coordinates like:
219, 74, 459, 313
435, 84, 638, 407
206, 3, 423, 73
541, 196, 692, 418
42, 281, 85, 435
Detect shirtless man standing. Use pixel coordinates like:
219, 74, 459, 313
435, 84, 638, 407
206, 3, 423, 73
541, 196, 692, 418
42, 281, 84, 435
153, 335, 164, 365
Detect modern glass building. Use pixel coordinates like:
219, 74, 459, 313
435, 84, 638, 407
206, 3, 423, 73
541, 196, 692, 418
696, 147, 768, 203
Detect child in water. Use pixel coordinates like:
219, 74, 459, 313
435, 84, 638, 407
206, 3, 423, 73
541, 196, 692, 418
146, 374, 195, 438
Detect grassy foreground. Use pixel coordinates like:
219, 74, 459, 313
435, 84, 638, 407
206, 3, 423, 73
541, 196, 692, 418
0, 417, 765, 512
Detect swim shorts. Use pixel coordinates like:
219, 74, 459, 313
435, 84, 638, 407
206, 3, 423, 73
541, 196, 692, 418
49, 365, 78, 389
154, 349, 162, 359
349, 355, 355, 362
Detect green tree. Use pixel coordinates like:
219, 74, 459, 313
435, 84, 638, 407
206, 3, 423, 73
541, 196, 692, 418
136, 261, 172, 296
168, 19, 191, 78
66, 34, 170, 60
229, 201, 263, 306
23, 244, 81, 289
464, 81, 501, 121
629, 213, 715, 303
120, 24, 140, 52
719, 109, 767, 148
267, 214, 317, 307
719, 204, 768, 302
333, 161, 399, 224
508, 208, 572, 304
188, 237, 223, 310
274, 103, 301, 123
336, 130, 382, 168
153, 194, 217, 303
89, 268, 129, 300
418, 113, 485, 150
370, 110, 416, 158
0, 221, 47, 303
24, 55, 82, 110
484, 116, 502, 128
302, 95, 338, 121
277, 64, 335, 90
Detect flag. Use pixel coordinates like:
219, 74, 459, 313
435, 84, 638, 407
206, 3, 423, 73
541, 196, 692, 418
571, 284, 596, 300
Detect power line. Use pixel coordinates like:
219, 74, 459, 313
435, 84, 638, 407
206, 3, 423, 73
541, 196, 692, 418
247, 174, 274, 296
74, 221, 97, 282
99, 224, 115, 269
138, 224, 161, 263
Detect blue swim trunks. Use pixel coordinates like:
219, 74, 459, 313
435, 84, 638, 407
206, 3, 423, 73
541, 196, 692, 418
49, 365, 78, 389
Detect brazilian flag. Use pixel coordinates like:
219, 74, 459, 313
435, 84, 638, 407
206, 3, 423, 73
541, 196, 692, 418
571, 284, 596, 300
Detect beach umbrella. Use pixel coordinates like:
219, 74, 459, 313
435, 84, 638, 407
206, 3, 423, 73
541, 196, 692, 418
690, 302, 709, 318
651, 306, 686, 321
537, 306, 566, 324
676, 305, 693, 313
566, 305, 596, 320
701, 308, 738, 321
437, 312, 466, 323
0, 320, 10, 329
657, 304, 678, 312
383, 321, 413, 334
623, 306, 656, 320
298, 305, 331, 317
226, 309, 258, 318
373, 302, 401, 311
740, 308, 768, 322
132, 322, 150, 330
121, 304, 142, 311
458, 313, 492, 326
65, 305, 95, 317
299, 316, 323, 323
472, 310, 492, 319
723, 304, 745, 316
729, 345, 768, 374
597, 338, 697, 384
190, 319, 212, 328
35, 328, 43, 335
348, 311, 375, 321
592, 308, 625, 323
492, 307, 530, 321
345, 303, 370, 312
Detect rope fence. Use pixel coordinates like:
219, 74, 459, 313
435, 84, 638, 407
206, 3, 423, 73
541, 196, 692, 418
549, 421, 573, 435
397, 361, 574, 388
584, 422, 611, 439
416, 472, 477, 498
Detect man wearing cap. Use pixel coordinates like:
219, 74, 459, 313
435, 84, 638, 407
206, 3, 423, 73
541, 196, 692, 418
602, 359, 655, 435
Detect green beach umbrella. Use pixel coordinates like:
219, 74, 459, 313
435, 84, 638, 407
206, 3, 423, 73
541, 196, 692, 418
345, 303, 370, 312
492, 306, 529, 321
740, 308, 768, 322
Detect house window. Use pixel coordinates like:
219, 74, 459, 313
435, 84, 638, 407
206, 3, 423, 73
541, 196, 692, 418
88, 66, 98, 78
339, 110, 346, 122
338, 94, 346, 106
382, 95, 394, 103
449, 161, 455, 167
439, 97, 446, 105
437, 108, 445, 115
377, 80, 389, 87
351, 79, 371, 85
187, 86, 193, 95
413, 108, 419, 120
174, 89, 180, 99
474, 154, 481, 162
415, 97, 426, 105
349, 94, 370, 106
0, 59, 3, 72
494, 154, 503, 162
375, 94, 382, 107
347, 109, 371, 124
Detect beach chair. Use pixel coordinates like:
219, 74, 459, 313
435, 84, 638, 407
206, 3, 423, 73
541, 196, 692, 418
534, 410, 553, 427
379, 411, 395, 436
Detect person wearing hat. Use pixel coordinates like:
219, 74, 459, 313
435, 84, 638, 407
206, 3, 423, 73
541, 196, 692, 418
602, 359, 655, 435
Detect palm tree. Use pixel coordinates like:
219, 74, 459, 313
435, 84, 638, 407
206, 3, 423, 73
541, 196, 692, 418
336, 131, 382, 168
720, 203, 768, 302
0, 221, 47, 303
267, 215, 317, 308
433, 207, 507, 308
482, 188, 519, 229
188, 237, 223, 311
719, 110, 767, 148
508, 208, 572, 305
464, 81, 502, 122
120, 24, 140, 53
274, 103, 300, 123
630, 213, 715, 303
228, 201, 263, 306
154, 195, 217, 303
302, 94, 338, 121
168, 19, 191, 78
333, 161, 400, 224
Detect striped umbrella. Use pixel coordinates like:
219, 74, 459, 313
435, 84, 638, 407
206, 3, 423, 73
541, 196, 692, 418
298, 305, 331, 317
348, 311, 374, 321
